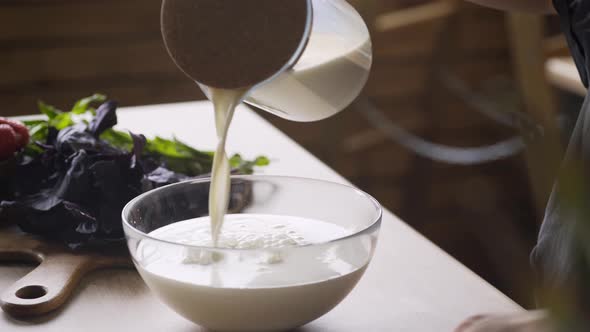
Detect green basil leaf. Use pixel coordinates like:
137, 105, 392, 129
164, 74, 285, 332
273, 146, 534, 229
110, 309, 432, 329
28, 123, 48, 142
229, 154, 270, 174
254, 156, 270, 166
100, 129, 134, 151
71, 93, 107, 114
50, 112, 74, 130
23, 144, 43, 155
37, 101, 61, 119
22, 119, 46, 127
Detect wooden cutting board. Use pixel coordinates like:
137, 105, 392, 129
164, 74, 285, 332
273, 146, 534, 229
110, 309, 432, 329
0, 228, 132, 318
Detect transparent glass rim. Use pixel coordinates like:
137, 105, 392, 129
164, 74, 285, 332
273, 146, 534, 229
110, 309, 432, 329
122, 175, 382, 252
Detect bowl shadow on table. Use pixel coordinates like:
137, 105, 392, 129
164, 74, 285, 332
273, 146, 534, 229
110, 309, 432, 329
180, 326, 323, 332
2, 267, 141, 325
183, 325, 338, 332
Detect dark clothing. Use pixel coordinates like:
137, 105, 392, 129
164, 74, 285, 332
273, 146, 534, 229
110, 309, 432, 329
553, 0, 590, 87
531, 0, 590, 306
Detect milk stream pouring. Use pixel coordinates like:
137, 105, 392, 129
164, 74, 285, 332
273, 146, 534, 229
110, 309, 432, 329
161, 0, 372, 244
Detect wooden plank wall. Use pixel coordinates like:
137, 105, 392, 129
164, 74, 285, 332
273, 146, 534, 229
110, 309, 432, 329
0, 0, 202, 115
0, 0, 551, 305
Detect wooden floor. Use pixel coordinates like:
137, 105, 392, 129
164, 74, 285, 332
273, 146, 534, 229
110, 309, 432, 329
0, 0, 562, 306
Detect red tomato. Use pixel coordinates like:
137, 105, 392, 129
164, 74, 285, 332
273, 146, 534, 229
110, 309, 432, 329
0, 118, 29, 149
0, 124, 18, 160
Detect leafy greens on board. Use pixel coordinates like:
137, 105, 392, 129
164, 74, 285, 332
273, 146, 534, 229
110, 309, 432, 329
0, 95, 269, 248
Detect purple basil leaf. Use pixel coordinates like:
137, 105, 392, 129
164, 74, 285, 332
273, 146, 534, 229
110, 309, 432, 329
89, 101, 118, 137
130, 132, 147, 169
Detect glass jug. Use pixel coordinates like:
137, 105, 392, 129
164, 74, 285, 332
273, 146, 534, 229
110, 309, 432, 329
245, 0, 372, 121
241, 0, 372, 122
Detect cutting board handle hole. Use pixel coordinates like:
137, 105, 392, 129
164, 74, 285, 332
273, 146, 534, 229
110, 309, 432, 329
15, 285, 47, 299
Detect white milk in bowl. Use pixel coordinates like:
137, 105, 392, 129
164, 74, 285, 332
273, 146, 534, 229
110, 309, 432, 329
135, 214, 374, 332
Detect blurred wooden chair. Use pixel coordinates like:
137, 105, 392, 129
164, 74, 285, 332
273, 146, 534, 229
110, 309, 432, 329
347, 1, 566, 219
343, 0, 461, 151
505, 13, 565, 217
348, 0, 459, 36
372, 1, 458, 32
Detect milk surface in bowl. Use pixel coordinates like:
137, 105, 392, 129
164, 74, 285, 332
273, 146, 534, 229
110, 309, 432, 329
123, 176, 382, 332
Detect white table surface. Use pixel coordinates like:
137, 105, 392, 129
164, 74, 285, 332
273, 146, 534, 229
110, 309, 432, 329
1, 101, 522, 331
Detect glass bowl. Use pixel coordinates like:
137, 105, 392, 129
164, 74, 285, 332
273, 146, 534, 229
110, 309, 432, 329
122, 175, 381, 332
